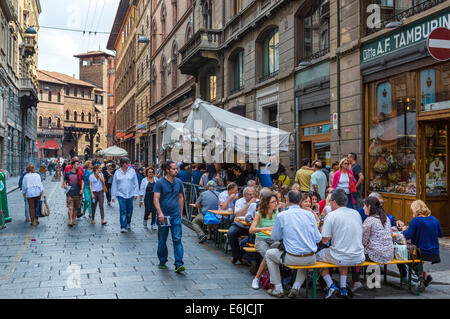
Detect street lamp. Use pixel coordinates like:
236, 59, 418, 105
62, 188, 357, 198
24, 27, 37, 34
386, 21, 402, 29
138, 35, 150, 44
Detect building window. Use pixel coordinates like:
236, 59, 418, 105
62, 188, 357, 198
161, 2, 167, 40
95, 95, 103, 105
39, 90, 43, 101
300, 0, 330, 61
172, 0, 178, 26
39, 116, 42, 127
57, 118, 61, 128
209, 75, 217, 102
48, 91, 52, 102
57, 92, 61, 103
81, 89, 85, 98
65, 87, 69, 95
152, 18, 157, 54
85, 135, 89, 142
81, 112, 85, 122
185, 22, 193, 42
203, 1, 212, 28
172, 41, 178, 90
66, 110, 69, 120
230, 49, 244, 92
96, 135, 100, 143
161, 55, 167, 98
48, 117, 52, 127
88, 113, 92, 122
98, 118, 101, 126
74, 112, 77, 121
232, 0, 241, 16
260, 28, 279, 81
74, 88, 78, 97
87, 90, 91, 99
268, 106, 278, 128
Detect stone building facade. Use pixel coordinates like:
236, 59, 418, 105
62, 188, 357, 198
107, 0, 137, 160
147, 0, 196, 165
74, 51, 114, 154
37, 70, 100, 160
0, 0, 41, 176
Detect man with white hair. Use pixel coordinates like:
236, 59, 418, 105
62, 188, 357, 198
228, 186, 257, 265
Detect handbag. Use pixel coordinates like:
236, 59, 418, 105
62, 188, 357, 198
203, 211, 220, 225
102, 181, 108, 193
40, 195, 50, 217
260, 270, 273, 290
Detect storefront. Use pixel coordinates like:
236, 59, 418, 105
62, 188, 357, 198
361, 8, 450, 234
295, 61, 331, 168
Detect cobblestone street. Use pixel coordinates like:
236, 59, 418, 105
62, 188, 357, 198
1, 179, 449, 299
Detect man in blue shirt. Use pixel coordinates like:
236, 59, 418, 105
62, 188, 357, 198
265, 190, 322, 298
154, 161, 185, 273
176, 163, 191, 183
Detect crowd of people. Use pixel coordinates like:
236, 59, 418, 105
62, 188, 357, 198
16, 153, 445, 297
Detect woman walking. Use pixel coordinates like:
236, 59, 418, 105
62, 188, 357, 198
249, 192, 280, 290
104, 164, 114, 206
89, 165, 107, 225
111, 157, 139, 233
82, 161, 94, 217
22, 163, 44, 226
331, 158, 357, 209
139, 167, 158, 230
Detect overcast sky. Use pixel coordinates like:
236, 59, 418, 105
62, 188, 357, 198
38, 0, 120, 78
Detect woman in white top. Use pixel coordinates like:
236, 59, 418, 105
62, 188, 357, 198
22, 163, 44, 226
89, 165, 107, 225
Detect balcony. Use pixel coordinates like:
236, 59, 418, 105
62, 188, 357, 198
19, 78, 38, 109
23, 35, 36, 57
364, 0, 447, 36
179, 29, 222, 77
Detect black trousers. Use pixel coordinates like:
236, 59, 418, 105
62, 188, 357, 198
228, 224, 249, 260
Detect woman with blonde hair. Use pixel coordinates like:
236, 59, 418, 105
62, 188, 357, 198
401, 200, 444, 289
89, 165, 107, 225
331, 157, 357, 209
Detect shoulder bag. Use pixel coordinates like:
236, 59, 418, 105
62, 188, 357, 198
40, 195, 50, 217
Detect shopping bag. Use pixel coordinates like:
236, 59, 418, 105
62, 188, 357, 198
40, 195, 50, 217
203, 211, 219, 225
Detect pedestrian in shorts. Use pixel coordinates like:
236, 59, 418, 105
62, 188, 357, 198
63, 160, 84, 226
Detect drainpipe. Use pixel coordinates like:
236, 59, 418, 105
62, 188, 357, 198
221, 0, 225, 106
295, 96, 299, 171
337, 0, 341, 143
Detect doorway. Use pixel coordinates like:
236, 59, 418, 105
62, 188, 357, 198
420, 119, 449, 233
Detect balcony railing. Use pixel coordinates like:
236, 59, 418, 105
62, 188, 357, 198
259, 71, 278, 83
365, 0, 447, 36
299, 47, 330, 65
179, 28, 222, 64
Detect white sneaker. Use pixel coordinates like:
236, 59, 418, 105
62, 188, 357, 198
120, 228, 127, 233
143, 220, 148, 228
126, 225, 131, 231
152, 224, 158, 231
251, 278, 260, 290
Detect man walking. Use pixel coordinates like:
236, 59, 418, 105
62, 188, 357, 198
348, 153, 364, 209
154, 161, 185, 273
63, 159, 84, 227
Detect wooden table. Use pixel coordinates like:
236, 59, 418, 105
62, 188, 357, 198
208, 210, 233, 228
234, 219, 250, 227
261, 230, 272, 237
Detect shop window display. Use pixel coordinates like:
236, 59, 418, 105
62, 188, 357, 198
424, 122, 447, 196
421, 64, 450, 112
368, 72, 417, 195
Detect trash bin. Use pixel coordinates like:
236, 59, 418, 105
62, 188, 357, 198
0, 171, 12, 225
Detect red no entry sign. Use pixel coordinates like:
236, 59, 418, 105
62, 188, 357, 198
428, 27, 450, 61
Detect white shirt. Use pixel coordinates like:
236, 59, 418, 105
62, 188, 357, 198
22, 173, 43, 198
219, 190, 235, 210
234, 197, 258, 228
139, 177, 158, 197
89, 173, 104, 192
111, 167, 139, 200
337, 172, 350, 194
321, 206, 365, 264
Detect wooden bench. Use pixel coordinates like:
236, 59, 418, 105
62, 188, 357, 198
243, 247, 257, 253
286, 259, 422, 299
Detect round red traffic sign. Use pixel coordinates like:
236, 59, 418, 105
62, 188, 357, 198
427, 27, 450, 61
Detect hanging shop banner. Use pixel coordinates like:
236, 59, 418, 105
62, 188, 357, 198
361, 9, 450, 63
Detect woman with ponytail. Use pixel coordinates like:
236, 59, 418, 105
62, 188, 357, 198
361, 196, 394, 264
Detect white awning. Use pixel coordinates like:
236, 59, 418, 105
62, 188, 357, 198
97, 145, 128, 157
161, 120, 189, 150
184, 98, 291, 156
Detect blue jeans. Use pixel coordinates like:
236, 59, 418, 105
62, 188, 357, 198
353, 192, 361, 210
157, 214, 184, 267
24, 196, 30, 220
117, 196, 134, 229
